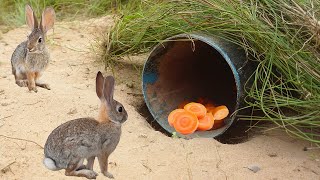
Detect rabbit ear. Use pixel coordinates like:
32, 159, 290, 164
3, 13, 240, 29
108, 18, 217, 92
40, 7, 55, 33
25, 5, 38, 30
96, 71, 104, 100
103, 76, 115, 105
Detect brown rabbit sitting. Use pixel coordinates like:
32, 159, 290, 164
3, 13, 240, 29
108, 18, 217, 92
11, 5, 55, 92
43, 72, 128, 179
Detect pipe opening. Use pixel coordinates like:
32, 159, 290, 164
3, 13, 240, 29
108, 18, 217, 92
143, 36, 242, 138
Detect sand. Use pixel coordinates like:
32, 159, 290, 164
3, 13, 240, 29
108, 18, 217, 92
0, 16, 319, 180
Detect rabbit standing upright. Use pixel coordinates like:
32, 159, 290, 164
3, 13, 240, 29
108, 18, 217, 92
43, 72, 128, 179
11, 5, 55, 92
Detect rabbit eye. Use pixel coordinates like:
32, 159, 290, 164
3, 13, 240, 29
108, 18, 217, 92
117, 106, 123, 113
38, 38, 42, 43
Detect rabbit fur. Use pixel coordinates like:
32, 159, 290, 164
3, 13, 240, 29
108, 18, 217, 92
11, 5, 55, 92
43, 72, 128, 179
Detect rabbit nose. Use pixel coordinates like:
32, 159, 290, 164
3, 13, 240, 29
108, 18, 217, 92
27, 46, 35, 52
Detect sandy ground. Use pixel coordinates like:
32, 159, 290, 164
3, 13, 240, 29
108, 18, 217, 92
0, 16, 320, 180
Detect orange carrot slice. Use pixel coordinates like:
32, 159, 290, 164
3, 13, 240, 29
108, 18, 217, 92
173, 111, 199, 135
168, 109, 186, 127
197, 113, 215, 131
184, 102, 207, 119
210, 105, 229, 120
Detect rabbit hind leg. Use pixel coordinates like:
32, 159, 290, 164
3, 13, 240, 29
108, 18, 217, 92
13, 69, 28, 87
35, 72, 51, 90
65, 159, 98, 179
76, 156, 95, 171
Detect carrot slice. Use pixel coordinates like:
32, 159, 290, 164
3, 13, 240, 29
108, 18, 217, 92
168, 109, 186, 127
210, 105, 229, 120
173, 111, 199, 135
197, 113, 215, 131
184, 102, 207, 119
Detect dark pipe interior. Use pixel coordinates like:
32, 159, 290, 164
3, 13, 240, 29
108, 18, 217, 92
144, 37, 238, 138
157, 39, 237, 112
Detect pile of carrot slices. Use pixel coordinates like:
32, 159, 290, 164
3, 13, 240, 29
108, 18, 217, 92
168, 100, 229, 135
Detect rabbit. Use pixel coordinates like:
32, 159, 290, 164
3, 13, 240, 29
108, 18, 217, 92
43, 71, 128, 179
11, 4, 55, 92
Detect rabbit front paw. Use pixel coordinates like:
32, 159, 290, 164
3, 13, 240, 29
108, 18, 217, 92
42, 83, 51, 90
103, 172, 114, 179
36, 82, 51, 90
28, 86, 38, 93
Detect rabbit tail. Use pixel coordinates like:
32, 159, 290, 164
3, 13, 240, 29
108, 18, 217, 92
43, 157, 61, 171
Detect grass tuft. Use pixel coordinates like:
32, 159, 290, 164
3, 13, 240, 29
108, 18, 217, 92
0, 0, 125, 27
101, 0, 320, 144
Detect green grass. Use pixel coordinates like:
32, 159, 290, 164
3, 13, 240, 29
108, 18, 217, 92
0, 0, 125, 27
102, 0, 320, 144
